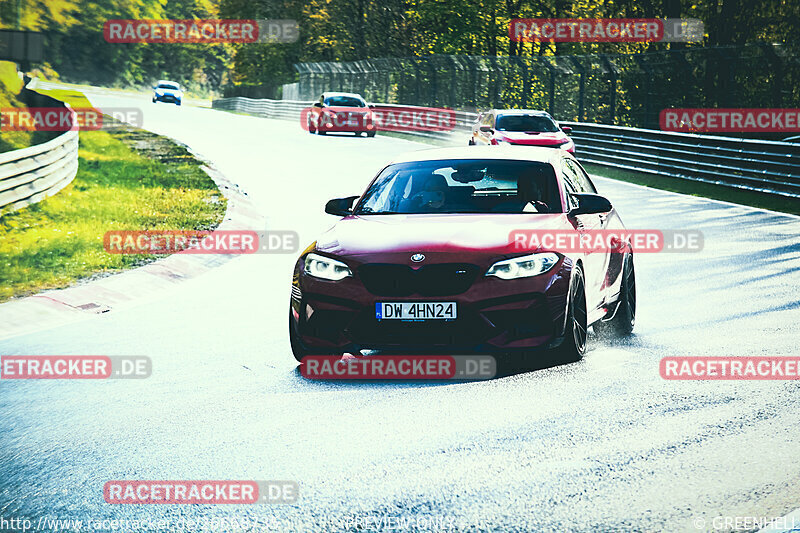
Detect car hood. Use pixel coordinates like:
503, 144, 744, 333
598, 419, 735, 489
315, 213, 575, 261
495, 131, 568, 145
156, 88, 181, 94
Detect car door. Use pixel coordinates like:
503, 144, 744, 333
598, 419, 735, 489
562, 158, 605, 312
572, 159, 625, 302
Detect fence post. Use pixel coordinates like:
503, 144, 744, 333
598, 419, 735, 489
545, 61, 556, 116
760, 44, 784, 107
634, 55, 654, 128
568, 57, 585, 122
601, 55, 617, 125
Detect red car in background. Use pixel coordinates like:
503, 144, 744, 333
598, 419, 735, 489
307, 92, 376, 137
470, 109, 575, 153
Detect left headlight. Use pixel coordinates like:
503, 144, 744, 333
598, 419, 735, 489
304, 253, 353, 281
485, 253, 559, 280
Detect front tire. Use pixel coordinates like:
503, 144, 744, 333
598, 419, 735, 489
553, 266, 588, 362
594, 254, 636, 338
468, 138, 476, 145
367, 131, 376, 137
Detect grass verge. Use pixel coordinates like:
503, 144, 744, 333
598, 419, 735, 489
0, 123, 227, 302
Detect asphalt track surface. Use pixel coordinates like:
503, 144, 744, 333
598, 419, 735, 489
1, 94, 799, 533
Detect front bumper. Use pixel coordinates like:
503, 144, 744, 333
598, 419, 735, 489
291, 258, 572, 353
154, 94, 181, 103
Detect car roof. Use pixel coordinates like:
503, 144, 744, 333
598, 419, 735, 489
388, 146, 568, 166
322, 92, 365, 99
489, 109, 551, 116
156, 80, 179, 86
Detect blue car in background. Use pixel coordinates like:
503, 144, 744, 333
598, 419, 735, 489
152, 80, 183, 106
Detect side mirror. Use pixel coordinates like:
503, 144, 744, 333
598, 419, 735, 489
561, 126, 572, 134
313, 102, 324, 108
568, 193, 612, 216
368, 104, 375, 109
325, 195, 359, 216
479, 126, 493, 133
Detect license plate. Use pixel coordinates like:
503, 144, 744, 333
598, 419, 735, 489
376, 302, 457, 321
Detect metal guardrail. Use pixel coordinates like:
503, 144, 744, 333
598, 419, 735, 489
212, 96, 800, 199
560, 122, 800, 199
0, 110, 79, 217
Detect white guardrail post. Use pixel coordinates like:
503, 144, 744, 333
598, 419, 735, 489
0, 105, 80, 217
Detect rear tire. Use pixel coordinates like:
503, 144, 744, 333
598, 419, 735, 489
553, 266, 588, 362
594, 254, 636, 338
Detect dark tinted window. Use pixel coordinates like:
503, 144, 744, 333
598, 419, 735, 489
495, 114, 559, 132
570, 160, 598, 193
157, 82, 179, 90
563, 159, 596, 193
354, 159, 561, 215
324, 96, 366, 107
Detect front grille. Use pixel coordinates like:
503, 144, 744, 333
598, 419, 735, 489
358, 263, 480, 296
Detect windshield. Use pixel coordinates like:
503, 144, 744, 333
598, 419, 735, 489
324, 96, 366, 107
157, 83, 180, 90
496, 114, 559, 132
354, 159, 561, 215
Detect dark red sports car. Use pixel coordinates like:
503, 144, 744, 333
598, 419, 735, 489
290, 147, 635, 363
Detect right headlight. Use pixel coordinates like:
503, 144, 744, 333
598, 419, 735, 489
304, 253, 353, 281
485, 253, 559, 280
